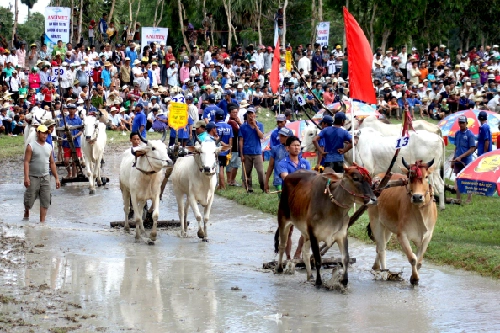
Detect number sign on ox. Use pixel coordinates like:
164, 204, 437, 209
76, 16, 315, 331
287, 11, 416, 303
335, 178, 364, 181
395, 136, 410, 149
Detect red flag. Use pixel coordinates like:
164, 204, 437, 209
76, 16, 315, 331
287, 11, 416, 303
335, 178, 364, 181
343, 7, 376, 104
269, 38, 281, 94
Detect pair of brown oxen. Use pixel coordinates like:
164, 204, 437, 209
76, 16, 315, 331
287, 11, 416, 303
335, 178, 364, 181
274, 158, 438, 287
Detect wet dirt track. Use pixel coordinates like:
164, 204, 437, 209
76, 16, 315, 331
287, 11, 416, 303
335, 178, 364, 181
1, 150, 500, 332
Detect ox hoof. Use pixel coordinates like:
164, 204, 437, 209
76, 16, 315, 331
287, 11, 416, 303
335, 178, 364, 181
315, 276, 323, 288
197, 229, 206, 239
410, 276, 419, 286
341, 278, 349, 287
89, 189, 95, 195
275, 266, 283, 274
150, 231, 157, 241
147, 239, 155, 245
202, 238, 209, 242
124, 226, 130, 233
180, 231, 187, 238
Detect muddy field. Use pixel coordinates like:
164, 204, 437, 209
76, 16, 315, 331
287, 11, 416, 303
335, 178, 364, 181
1, 145, 500, 332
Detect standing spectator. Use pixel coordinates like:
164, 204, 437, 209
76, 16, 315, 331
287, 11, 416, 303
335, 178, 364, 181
215, 109, 233, 189
131, 103, 147, 138
62, 105, 83, 179
452, 115, 476, 204
16, 42, 26, 69
238, 107, 265, 192
477, 111, 492, 156
99, 14, 109, 43
88, 20, 95, 46
264, 127, 292, 194
167, 61, 178, 87
27, 44, 38, 69
202, 13, 213, 45
23, 124, 60, 222
226, 105, 242, 186
312, 112, 352, 173
269, 114, 287, 148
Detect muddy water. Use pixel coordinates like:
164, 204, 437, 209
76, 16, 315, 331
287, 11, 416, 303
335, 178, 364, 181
1, 149, 500, 332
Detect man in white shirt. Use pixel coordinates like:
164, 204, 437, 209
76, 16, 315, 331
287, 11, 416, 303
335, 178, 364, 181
398, 46, 408, 68
190, 60, 203, 81
297, 52, 311, 75
167, 61, 179, 87
204, 46, 213, 66
132, 59, 142, 78
381, 51, 392, 70
254, 47, 264, 70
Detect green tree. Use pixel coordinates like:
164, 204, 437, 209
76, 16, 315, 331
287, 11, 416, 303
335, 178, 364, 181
18, 12, 45, 44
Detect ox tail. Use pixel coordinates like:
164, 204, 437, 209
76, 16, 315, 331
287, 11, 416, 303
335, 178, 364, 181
366, 222, 375, 242
274, 228, 279, 254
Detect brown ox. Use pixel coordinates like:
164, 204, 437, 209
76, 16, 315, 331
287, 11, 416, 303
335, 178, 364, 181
367, 158, 438, 285
276, 166, 377, 287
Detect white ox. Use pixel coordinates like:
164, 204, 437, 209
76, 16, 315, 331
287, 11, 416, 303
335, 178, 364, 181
353, 115, 442, 137
81, 110, 108, 194
345, 128, 446, 210
119, 132, 172, 243
24, 108, 54, 148
171, 140, 230, 241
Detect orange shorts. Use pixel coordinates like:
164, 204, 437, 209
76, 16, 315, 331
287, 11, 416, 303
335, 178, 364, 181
63, 147, 82, 159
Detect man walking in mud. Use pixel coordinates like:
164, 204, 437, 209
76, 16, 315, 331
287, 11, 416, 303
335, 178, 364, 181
24, 125, 61, 222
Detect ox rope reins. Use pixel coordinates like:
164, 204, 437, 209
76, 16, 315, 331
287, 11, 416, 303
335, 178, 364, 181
324, 178, 350, 209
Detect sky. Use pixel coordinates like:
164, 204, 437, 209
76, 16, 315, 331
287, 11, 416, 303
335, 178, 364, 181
2, 0, 51, 24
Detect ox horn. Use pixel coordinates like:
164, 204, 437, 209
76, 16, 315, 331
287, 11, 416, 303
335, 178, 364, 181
161, 129, 167, 142
426, 158, 435, 168
402, 157, 410, 169
139, 133, 148, 144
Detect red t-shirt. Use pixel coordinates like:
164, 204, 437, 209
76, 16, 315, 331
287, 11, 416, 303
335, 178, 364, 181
42, 87, 55, 102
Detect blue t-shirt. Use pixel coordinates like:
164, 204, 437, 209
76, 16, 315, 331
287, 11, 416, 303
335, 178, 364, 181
215, 121, 233, 156
170, 116, 194, 139
270, 127, 281, 148
126, 49, 137, 64
203, 104, 223, 122
271, 144, 288, 186
217, 98, 238, 119
278, 156, 311, 178
318, 126, 352, 163
132, 111, 147, 138
454, 128, 476, 165
238, 122, 264, 155
62, 115, 83, 148
477, 123, 492, 156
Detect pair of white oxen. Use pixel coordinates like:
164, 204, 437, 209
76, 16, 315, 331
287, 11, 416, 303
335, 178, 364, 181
119, 135, 229, 244
24, 108, 108, 194
302, 115, 446, 210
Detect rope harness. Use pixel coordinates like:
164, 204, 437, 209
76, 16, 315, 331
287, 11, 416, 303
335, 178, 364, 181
131, 147, 171, 175
406, 160, 433, 207
324, 164, 373, 208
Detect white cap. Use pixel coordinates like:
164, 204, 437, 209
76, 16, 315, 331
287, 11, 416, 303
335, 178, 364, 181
195, 60, 201, 65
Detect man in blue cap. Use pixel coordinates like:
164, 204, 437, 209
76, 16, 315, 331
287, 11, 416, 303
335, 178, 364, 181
477, 111, 492, 156
270, 114, 287, 148
264, 127, 293, 195
203, 94, 224, 123
238, 107, 265, 192
312, 112, 352, 173
452, 115, 476, 204
131, 103, 147, 138
215, 109, 233, 189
